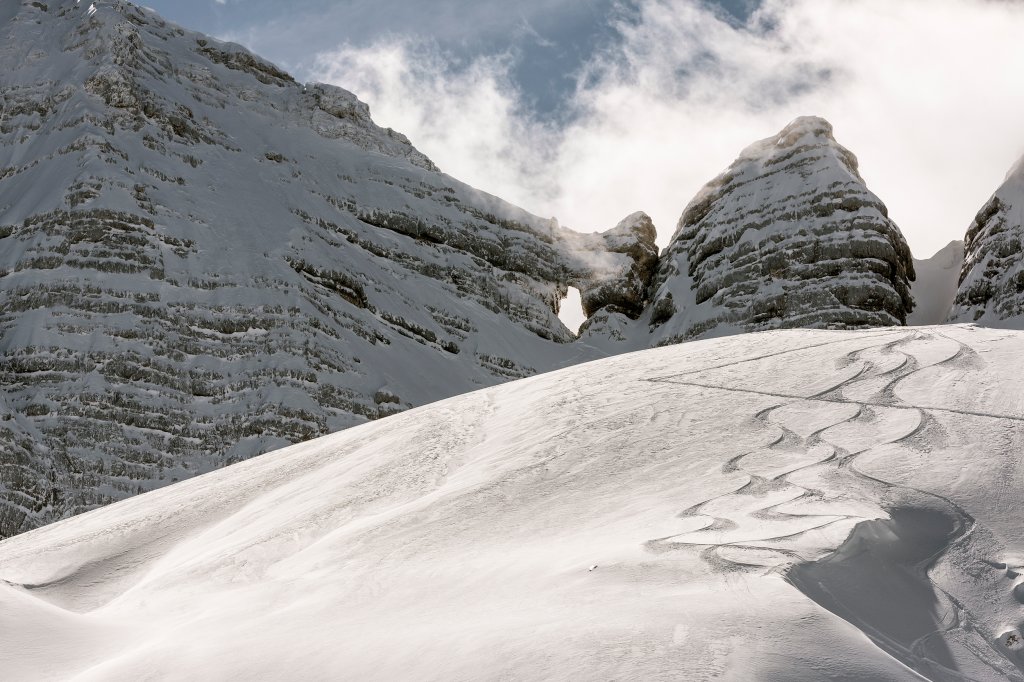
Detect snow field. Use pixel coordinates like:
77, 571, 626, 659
0, 325, 1021, 679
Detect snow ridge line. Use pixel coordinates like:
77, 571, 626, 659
647, 330, 905, 382
645, 381, 1024, 424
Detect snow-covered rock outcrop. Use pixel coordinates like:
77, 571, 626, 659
0, 0, 646, 536
0, 2, 923, 539
577, 211, 659, 319
646, 116, 916, 343
949, 157, 1024, 325
1, 326, 1022, 680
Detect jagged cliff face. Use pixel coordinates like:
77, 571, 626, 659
645, 117, 915, 343
949, 158, 1024, 325
0, 2, 917, 539
577, 212, 659, 319
0, 0, 655, 536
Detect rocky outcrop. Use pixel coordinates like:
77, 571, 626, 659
0, 0, 637, 537
0, 2, 924, 539
646, 116, 915, 343
949, 158, 1024, 324
303, 83, 438, 171
573, 212, 659, 319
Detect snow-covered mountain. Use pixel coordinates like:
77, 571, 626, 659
2, 325, 1022, 681
641, 117, 916, 344
0, 0, 658, 536
950, 156, 1024, 325
909, 240, 963, 325
0, 1, 927, 539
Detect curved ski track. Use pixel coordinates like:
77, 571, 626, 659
645, 330, 1024, 680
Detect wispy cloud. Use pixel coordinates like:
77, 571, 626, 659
314, 39, 563, 212
313, 0, 1024, 257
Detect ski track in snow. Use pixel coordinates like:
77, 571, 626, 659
649, 330, 1024, 680
0, 326, 1022, 680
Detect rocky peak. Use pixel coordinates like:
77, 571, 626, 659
569, 211, 659, 320
646, 115, 915, 343
949, 157, 1024, 324
301, 83, 438, 171
770, 116, 853, 164
0, 3, 929, 540
0, 0, 646, 537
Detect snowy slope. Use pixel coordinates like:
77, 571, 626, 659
0, 0, 657, 536
0, 0, 938, 542
640, 116, 915, 344
1, 325, 1022, 681
909, 240, 963, 325
950, 155, 1024, 326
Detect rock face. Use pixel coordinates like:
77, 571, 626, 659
949, 158, 1024, 325
0, 0, 644, 536
577, 212, 659, 319
0, 3, 917, 539
645, 116, 915, 343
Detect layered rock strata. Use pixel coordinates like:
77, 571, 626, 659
949, 158, 1024, 325
0, 0, 650, 535
0, 1, 921, 538
646, 116, 915, 343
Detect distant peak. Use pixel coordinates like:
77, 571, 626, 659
735, 115, 837, 161
778, 115, 834, 140
726, 115, 862, 183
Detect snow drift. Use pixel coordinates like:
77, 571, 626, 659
1, 325, 1022, 680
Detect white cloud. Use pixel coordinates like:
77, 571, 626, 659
313, 0, 1024, 258
314, 40, 563, 212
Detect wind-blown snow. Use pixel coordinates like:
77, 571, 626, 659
1, 325, 1022, 680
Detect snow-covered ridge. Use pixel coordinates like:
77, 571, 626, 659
0, 0, 968, 539
1, 325, 1022, 680
0, 0, 653, 536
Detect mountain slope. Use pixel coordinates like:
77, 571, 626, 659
950, 156, 1024, 325
909, 240, 963, 325
641, 117, 915, 344
0, 0, 654, 536
0, 0, 927, 540
1, 325, 1022, 680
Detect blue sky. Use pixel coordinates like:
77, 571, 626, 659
142, 0, 752, 119
140, 1, 1024, 260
